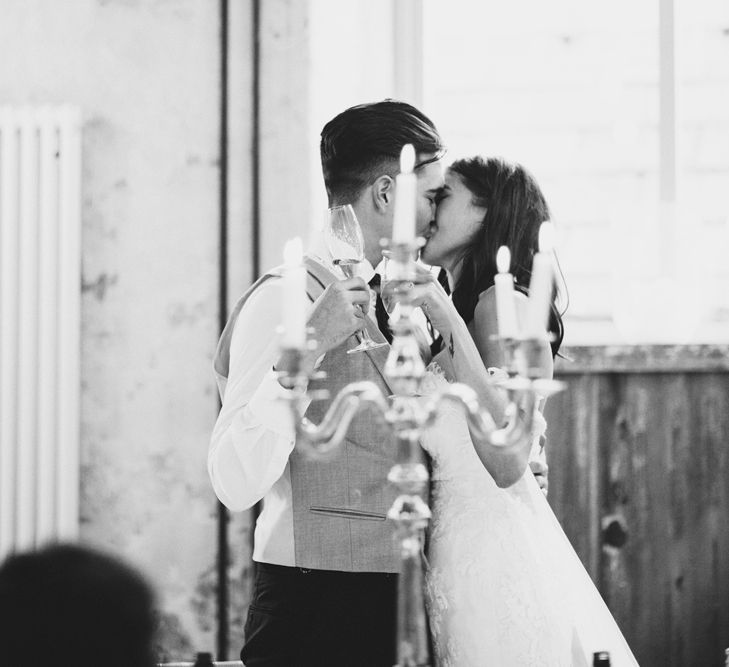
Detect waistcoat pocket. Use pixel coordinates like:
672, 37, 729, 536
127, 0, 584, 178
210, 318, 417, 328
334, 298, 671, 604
309, 506, 387, 521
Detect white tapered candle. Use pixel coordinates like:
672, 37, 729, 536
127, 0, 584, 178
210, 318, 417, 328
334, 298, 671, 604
392, 144, 416, 243
494, 246, 519, 339
524, 222, 555, 338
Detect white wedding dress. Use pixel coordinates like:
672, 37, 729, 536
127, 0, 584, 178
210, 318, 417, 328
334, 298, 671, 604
420, 361, 639, 667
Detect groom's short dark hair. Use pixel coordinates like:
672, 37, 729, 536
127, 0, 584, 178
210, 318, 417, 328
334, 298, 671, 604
320, 99, 445, 204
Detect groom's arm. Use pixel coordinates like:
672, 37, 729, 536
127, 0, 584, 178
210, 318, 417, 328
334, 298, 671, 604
209, 279, 305, 511
529, 433, 549, 496
209, 275, 371, 511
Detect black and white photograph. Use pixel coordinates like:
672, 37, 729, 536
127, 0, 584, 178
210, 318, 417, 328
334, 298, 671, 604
1, 1, 728, 665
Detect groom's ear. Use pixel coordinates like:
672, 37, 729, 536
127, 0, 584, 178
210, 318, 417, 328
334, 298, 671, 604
371, 175, 394, 213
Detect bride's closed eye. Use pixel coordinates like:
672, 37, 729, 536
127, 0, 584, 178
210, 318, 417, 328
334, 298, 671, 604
434, 186, 450, 205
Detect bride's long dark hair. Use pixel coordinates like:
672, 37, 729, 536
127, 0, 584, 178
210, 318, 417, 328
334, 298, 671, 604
441, 156, 566, 358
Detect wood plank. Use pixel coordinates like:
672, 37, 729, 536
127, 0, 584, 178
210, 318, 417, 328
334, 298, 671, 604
662, 375, 691, 667
622, 377, 658, 664
556, 344, 729, 374
544, 375, 600, 579
547, 369, 729, 666
686, 375, 729, 665
598, 374, 633, 645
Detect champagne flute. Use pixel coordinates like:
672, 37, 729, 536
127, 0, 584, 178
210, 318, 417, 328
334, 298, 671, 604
380, 251, 401, 317
380, 249, 431, 316
325, 205, 388, 354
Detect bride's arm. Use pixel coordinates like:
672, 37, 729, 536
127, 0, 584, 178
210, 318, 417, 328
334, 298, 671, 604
413, 280, 550, 487
411, 278, 507, 422
470, 287, 553, 381
474, 288, 554, 496
471, 288, 553, 486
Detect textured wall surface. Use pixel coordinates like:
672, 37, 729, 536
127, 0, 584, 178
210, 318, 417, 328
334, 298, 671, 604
257, 0, 312, 270
0, 0, 223, 659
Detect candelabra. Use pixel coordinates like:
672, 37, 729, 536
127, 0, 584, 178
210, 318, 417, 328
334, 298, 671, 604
276, 241, 564, 667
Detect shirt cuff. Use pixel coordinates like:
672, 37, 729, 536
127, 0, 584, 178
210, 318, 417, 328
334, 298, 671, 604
248, 368, 312, 439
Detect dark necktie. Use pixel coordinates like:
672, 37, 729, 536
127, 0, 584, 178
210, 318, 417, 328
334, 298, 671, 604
367, 273, 393, 344
429, 268, 450, 357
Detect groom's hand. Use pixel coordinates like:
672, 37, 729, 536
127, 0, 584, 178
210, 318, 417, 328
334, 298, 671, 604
408, 270, 455, 336
530, 460, 549, 496
307, 277, 371, 354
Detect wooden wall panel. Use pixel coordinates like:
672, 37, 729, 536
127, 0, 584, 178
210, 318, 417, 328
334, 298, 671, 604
545, 375, 600, 579
547, 348, 729, 667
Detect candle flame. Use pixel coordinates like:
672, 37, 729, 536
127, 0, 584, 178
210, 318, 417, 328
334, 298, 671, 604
538, 221, 554, 253
283, 236, 303, 267
496, 246, 511, 273
400, 144, 416, 174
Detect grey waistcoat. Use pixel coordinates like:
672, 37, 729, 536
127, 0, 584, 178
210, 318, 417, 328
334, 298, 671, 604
214, 257, 403, 573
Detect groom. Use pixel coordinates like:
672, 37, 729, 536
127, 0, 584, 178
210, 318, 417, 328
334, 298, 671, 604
209, 100, 446, 666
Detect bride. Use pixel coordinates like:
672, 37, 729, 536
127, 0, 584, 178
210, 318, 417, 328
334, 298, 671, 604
408, 156, 638, 666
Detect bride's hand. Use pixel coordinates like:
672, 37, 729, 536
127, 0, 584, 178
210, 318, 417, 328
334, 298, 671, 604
408, 268, 457, 335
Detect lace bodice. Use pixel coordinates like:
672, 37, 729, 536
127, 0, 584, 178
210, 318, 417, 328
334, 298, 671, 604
419, 360, 545, 483
419, 361, 486, 484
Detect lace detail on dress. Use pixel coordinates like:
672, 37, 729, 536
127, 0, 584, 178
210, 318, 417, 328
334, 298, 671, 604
419, 359, 451, 394
425, 467, 576, 666
424, 359, 507, 385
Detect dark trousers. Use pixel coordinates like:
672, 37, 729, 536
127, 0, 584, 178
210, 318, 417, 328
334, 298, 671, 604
241, 562, 398, 667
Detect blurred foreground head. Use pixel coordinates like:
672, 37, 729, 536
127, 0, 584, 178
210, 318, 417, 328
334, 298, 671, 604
0, 543, 157, 667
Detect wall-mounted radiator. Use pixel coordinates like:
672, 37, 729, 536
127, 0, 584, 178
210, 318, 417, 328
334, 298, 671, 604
0, 106, 82, 562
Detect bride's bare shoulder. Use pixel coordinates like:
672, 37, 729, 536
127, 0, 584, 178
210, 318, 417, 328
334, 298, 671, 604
473, 286, 528, 367
476, 285, 528, 309
475, 286, 529, 331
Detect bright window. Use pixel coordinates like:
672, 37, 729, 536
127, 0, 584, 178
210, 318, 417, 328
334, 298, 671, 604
423, 0, 729, 345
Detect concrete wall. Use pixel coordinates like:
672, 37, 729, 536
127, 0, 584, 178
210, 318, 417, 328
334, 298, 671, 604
1, 0, 224, 659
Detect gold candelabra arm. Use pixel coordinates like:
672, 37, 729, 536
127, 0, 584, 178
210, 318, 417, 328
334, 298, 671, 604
294, 380, 389, 456
423, 382, 498, 439
425, 376, 541, 450
488, 399, 535, 448
276, 346, 388, 455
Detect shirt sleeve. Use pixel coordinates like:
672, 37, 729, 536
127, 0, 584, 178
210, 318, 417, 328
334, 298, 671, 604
528, 432, 548, 467
528, 398, 548, 468
208, 278, 312, 511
